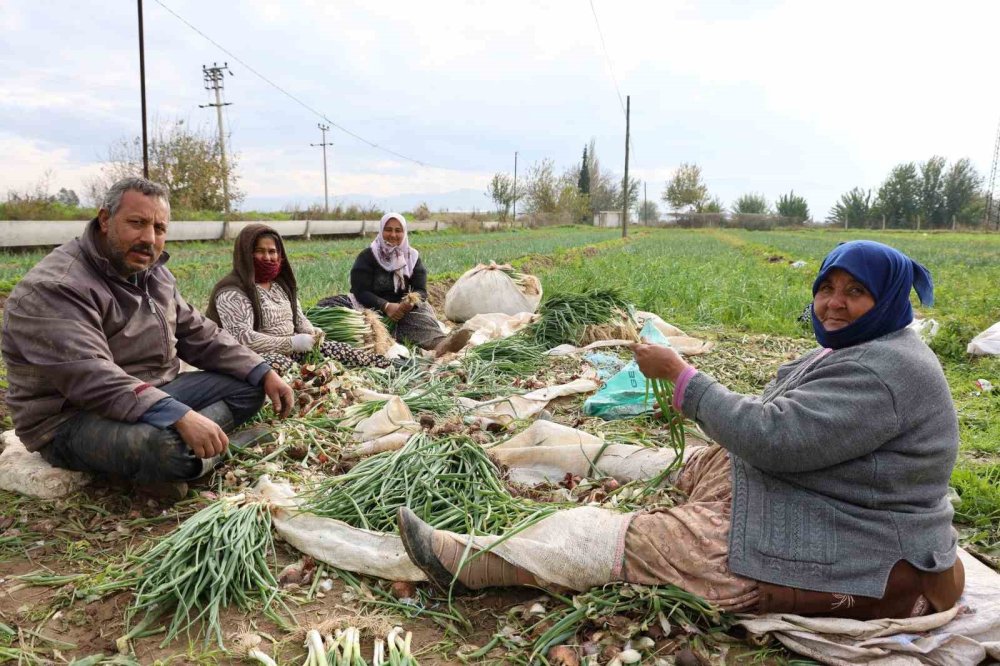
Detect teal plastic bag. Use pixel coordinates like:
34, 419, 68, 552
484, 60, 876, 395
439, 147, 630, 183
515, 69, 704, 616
583, 319, 671, 420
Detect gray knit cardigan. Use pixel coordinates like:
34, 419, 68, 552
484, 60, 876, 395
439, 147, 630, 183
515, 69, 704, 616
680, 328, 959, 597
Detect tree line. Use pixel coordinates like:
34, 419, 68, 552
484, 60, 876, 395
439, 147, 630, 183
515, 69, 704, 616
491, 151, 989, 231
828, 157, 982, 229
487, 140, 639, 225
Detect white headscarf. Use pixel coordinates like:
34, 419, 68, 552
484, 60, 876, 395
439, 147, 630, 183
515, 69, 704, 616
370, 212, 419, 292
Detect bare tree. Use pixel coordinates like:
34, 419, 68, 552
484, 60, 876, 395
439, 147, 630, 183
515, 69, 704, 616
87, 119, 243, 213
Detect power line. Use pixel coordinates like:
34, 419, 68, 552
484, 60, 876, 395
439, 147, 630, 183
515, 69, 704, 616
589, 0, 626, 116
587, 0, 636, 167
153, 0, 440, 169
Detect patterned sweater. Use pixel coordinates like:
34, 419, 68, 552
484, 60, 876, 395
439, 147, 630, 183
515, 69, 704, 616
213, 284, 316, 355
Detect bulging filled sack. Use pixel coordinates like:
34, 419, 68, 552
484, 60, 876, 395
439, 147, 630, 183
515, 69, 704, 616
444, 262, 542, 322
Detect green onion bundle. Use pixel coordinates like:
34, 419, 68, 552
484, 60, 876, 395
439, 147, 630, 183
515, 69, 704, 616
466, 337, 546, 376
342, 377, 458, 423
301, 626, 419, 666
303, 433, 553, 535
521, 584, 730, 663
638, 376, 687, 497
306, 306, 368, 347
124, 494, 279, 648
498, 266, 541, 296
526, 289, 634, 348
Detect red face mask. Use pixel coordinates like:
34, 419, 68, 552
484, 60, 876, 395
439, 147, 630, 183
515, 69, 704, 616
253, 256, 282, 283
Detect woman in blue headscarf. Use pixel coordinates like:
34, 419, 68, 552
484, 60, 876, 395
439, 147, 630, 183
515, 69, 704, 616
396, 241, 963, 622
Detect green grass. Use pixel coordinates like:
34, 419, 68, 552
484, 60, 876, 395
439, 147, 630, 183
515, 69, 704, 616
0, 226, 621, 304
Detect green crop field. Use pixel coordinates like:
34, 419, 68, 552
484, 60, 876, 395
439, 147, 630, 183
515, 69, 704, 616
0, 225, 998, 664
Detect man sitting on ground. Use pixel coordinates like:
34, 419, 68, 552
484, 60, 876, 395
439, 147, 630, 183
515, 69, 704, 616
1, 177, 294, 496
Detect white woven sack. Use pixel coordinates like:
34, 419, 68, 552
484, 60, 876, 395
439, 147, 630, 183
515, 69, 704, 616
490, 420, 698, 485
0, 431, 91, 499
255, 476, 426, 581
444, 263, 542, 323
347, 396, 420, 458
455, 506, 633, 591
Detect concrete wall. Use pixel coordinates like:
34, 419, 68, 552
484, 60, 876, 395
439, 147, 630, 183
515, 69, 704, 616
0, 219, 449, 248
593, 211, 622, 227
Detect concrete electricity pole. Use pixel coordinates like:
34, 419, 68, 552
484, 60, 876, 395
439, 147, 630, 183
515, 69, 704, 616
622, 95, 630, 238
199, 62, 233, 221
513, 151, 519, 225
137, 0, 149, 178
311, 123, 332, 214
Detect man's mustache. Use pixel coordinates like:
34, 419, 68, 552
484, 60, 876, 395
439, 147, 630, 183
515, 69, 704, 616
129, 244, 154, 256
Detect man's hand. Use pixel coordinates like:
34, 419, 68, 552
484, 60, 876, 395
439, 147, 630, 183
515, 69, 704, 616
384, 302, 413, 322
631, 342, 689, 383
175, 410, 229, 459
262, 370, 294, 418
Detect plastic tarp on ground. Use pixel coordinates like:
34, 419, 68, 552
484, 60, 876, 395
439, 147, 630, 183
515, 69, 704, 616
968, 321, 1000, 356
488, 420, 699, 485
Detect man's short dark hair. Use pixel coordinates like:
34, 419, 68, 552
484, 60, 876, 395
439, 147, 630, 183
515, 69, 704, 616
102, 177, 170, 219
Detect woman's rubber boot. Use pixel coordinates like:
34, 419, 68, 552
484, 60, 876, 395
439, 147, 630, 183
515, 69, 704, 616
397, 507, 537, 591
433, 328, 473, 358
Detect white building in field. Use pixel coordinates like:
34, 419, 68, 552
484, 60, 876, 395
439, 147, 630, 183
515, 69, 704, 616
593, 210, 622, 227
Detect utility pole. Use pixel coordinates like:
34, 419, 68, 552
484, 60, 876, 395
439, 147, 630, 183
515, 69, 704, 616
643, 181, 647, 225
311, 123, 332, 213
984, 116, 1000, 231
200, 62, 233, 227
622, 95, 630, 238
137, 0, 149, 179
513, 151, 518, 225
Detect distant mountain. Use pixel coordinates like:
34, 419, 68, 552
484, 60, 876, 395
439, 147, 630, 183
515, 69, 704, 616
241, 188, 491, 214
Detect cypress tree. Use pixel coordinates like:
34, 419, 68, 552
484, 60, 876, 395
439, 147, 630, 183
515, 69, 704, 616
578, 146, 590, 195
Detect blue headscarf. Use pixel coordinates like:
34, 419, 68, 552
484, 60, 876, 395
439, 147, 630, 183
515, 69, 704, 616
811, 240, 934, 349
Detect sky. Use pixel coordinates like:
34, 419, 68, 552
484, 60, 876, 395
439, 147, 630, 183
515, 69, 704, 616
2, 0, 999, 218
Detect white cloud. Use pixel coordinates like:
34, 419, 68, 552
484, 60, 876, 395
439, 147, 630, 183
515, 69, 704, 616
239, 147, 489, 200
0, 134, 103, 199
4, 0, 999, 219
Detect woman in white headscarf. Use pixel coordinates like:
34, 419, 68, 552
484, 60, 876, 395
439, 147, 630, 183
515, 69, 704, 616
343, 213, 471, 355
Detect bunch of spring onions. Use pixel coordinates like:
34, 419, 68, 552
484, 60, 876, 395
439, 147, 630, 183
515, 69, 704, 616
302, 626, 419, 666
637, 375, 688, 498
527, 584, 729, 663
526, 289, 634, 348
306, 306, 368, 347
303, 433, 555, 535
498, 265, 541, 296
122, 494, 279, 649
469, 584, 728, 663
341, 377, 458, 423
466, 337, 546, 376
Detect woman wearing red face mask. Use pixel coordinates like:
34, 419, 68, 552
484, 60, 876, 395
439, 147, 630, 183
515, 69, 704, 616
206, 224, 388, 372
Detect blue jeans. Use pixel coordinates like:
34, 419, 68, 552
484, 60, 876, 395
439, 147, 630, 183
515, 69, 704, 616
40, 371, 264, 483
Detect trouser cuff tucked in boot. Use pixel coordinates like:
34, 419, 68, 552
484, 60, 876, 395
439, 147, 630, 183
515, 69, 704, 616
431, 531, 538, 589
